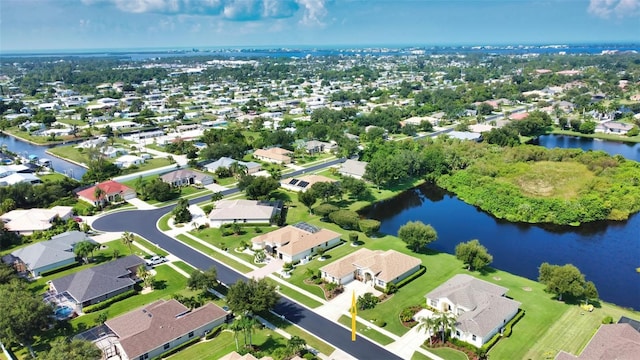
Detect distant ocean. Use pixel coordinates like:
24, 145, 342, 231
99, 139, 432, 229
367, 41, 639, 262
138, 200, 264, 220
2, 43, 639, 61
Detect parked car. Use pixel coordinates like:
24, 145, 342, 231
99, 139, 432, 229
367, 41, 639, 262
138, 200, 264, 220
145, 255, 166, 266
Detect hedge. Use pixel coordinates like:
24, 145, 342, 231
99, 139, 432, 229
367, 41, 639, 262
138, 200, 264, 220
151, 336, 201, 360
40, 261, 81, 277
395, 265, 426, 290
83, 289, 138, 313
205, 325, 224, 340
481, 309, 526, 352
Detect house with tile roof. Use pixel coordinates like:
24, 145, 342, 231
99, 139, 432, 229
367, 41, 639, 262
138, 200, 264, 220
320, 248, 421, 289
208, 199, 281, 228
49, 255, 145, 309
2, 231, 95, 276
101, 299, 227, 360
555, 322, 640, 360
251, 222, 342, 263
425, 274, 521, 347
253, 147, 293, 164
76, 180, 136, 206
0, 206, 73, 235
159, 169, 213, 187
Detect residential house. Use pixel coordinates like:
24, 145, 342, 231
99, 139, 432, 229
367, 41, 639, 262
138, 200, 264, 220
555, 322, 640, 360
2, 231, 96, 276
76, 180, 137, 206
280, 174, 335, 192
0, 206, 73, 234
114, 154, 145, 169
203, 157, 262, 174
208, 199, 281, 228
99, 299, 227, 360
48, 255, 145, 309
446, 131, 483, 142
302, 140, 336, 154
596, 121, 634, 135
253, 147, 293, 164
160, 169, 214, 187
251, 222, 342, 263
424, 274, 521, 348
338, 159, 368, 179
320, 248, 421, 289
0, 172, 42, 186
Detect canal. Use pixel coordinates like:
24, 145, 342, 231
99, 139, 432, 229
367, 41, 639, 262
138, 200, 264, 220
362, 135, 640, 309
0, 134, 86, 179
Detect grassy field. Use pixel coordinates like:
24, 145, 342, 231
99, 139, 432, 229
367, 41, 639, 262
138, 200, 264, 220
262, 278, 323, 309
120, 157, 173, 175
411, 351, 434, 360
503, 161, 594, 199
170, 329, 291, 360
175, 234, 253, 274
173, 260, 196, 274
37, 173, 69, 182
134, 236, 169, 257
47, 145, 90, 165
427, 347, 469, 360
260, 312, 335, 355
337, 315, 394, 345
190, 226, 276, 266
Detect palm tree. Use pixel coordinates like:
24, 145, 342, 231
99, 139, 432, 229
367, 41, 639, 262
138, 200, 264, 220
93, 186, 106, 208
239, 316, 258, 348
416, 315, 439, 346
226, 319, 243, 351
74, 240, 98, 264
137, 265, 150, 286
287, 335, 307, 357
435, 311, 457, 343
229, 162, 247, 179
122, 231, 135, 254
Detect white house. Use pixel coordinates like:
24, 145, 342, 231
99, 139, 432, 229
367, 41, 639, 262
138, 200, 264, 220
114, 155, 145, 168
208, 200, 281, 228
251, 222, 341, 263
424, 274, 521, 348
320, 248, 421, 289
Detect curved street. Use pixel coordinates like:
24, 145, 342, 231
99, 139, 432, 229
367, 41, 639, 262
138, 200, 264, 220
92, 158, 402, 360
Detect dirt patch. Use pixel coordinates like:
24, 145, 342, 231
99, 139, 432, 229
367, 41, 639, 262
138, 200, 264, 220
522, 287, 532, 292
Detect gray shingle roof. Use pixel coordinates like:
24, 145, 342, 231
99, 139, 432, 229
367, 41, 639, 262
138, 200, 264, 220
50, 255, 144, 303
11, 231, 95, 271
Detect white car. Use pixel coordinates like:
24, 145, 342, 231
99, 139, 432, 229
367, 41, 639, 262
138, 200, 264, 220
145, 256, 166, 266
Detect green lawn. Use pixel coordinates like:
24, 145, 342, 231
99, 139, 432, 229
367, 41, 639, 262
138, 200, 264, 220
190, 226, 276, 266
134, 236, 169, 257
120, 157, 174, 175
173, 260, 196, 275
47, 145, 90, 165
158, 213, 172, 231
260, 312, 335, 356
426, 347, 469, 360
337, 315, 395, 345
412, 351, 434, 360
175, 234, 253, 274
37, 173, 69, 182
263, 278, 323, 309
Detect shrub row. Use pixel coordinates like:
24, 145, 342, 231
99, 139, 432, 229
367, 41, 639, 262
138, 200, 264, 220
480, 309, 526, 352
395, 265, 426, 290
40, 261, 82, 277
83, 289, 137, 313
151, 336, 201, 360
205, 325, 224, 340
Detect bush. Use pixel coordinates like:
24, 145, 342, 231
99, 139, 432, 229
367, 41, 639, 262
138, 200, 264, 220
358, 219, 381, 236
40, 261, 81, 277
503, 309, 525, 337
374, 318, 387, 327
450, 337, 479, 353
349, 232, 359, 243
602, 315, 614, 324
328, 210, 360, 230
357, 292, 379, 310
202, 205, 213, 214
151, 337, 201, 360
313, 203, 339, 218
83, 289, 137, 313
205, 325, 223, 340
400, 307, 416, 322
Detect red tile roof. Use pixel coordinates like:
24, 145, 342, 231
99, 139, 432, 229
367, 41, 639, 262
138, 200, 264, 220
76, 180, 133, 201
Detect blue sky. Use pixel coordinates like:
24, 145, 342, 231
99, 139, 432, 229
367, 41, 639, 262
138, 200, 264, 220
1, 0, 639, 52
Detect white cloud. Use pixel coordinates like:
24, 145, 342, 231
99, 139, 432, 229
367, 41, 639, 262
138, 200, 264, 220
81, 0, 327, 24
588, 0, 640, 18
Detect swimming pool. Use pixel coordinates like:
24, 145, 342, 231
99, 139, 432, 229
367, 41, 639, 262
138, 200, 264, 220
54, 306, 74, 319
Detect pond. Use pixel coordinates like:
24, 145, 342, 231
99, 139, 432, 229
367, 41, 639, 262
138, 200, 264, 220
362, 135, 640, 309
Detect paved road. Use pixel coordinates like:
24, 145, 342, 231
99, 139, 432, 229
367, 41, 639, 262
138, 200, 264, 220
92, 157, 402, 360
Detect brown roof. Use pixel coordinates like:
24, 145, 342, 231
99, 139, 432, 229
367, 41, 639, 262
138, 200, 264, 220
252, 223, 341, 257
105, 299, 227, 359
254, 148, 292, 162
219, 352, 274, 360
555, 323, 640, 360
321, 248, 421, 282
208, 200, 277, 221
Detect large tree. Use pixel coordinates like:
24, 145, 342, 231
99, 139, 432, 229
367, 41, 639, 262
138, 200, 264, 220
538, 262, 597, 302
226, 278, 280, 316
298, 189, 317, 214
239, 175, 280, 200
173, 198, 192, 224
40, 338, 101, 360
397, 221, 438, 252
0, 280, 53, 357
455, 239, 493, 271
187, 266, 218, 291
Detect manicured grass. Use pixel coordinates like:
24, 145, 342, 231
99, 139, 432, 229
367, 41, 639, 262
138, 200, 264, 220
522, 302, 639, 360
120, 157, 173, 175
427, 347, 469, 360
37, 173, 69, 182
173, 260, 196, 275
158, 213, 171, 231
337, 315, 394, 345
262, 278, 323, 309
175, 234, 253, 274
47, 144, 90, 165
260, 312, 335, 355
411, 351, 435, 360
190, 226, 276, 267
134, 236, 169, 257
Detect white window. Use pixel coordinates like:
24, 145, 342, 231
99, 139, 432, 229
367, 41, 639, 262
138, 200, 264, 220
472, 335, 476, 341
430, 299, 438, 307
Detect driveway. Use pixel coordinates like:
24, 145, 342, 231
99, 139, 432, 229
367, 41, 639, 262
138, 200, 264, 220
315, 281, 381, 321
126, 197, 156, 210
246, 257, 284, 279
